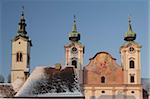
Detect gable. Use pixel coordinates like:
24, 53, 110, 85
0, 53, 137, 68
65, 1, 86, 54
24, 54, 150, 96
84, 52, 123, 85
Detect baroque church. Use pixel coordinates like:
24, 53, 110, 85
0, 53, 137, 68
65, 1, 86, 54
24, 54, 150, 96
0, 8, 144, 99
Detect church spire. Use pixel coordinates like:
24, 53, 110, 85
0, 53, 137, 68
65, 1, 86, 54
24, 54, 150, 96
17, 6, 27, 35
69, 15, 80, 42
128, 16, 132, 32
124, 16, 136, 41
72, 15, 77, 32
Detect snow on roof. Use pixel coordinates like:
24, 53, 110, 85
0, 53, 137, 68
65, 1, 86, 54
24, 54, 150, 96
15, 66, 46, 96
15, 66, 82, 97
0, 83, 11, 85
142, 78, 150, 93
12, 79, 24, 92
37, 92, 83, 97
0, 83, 15, 97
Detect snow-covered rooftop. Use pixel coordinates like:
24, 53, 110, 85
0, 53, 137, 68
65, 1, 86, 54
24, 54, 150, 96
37, 92, 83, 97
12, 79, 24, 92
0, 83, 15, 97
142, 78, 150, 93
16, 66, 82, 97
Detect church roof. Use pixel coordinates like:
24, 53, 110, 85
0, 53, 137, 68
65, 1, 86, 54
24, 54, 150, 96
12, 6, 32, 46
64, 41, 84, 48
142, 78, 150, 93
124, 16, 136, 41
68, 15, 81, 42
120, 41, 141, 48
89, 51, 116, 60
16, 66, 82, 97
0, 83, 16, 97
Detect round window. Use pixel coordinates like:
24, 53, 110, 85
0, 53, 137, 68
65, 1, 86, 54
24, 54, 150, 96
129, 47, 135, 53
71, 47, 78, 54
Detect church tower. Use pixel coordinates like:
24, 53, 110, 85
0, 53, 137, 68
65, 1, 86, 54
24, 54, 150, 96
64, 16, 84, 82
120, 16, 141, 85
11, 7, 32, 83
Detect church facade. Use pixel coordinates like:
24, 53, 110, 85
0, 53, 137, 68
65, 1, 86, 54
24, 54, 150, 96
10, 9, 142, 99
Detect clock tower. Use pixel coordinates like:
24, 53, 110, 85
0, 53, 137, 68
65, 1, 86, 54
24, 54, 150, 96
120, 16, 142, 85
64, 16, 84, 83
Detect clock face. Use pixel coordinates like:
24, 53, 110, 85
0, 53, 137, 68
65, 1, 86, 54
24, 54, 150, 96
129, 47, 135, 53
71, 47, 78, 54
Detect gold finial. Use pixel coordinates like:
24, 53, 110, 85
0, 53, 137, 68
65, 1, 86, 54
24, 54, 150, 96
72, 15, 77, 32
128, 15, 132, 32
73, 15, 76, 23
128, 15, 131, 24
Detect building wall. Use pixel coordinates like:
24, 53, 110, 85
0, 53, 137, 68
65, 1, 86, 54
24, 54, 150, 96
83, 52, 142, 99
84, 52, 124, 85
84, 86, 142, 99
11, 37, 30, 82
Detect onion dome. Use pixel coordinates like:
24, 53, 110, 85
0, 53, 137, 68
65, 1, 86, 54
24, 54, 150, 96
69, 15, 80, 42
124, 16, 136, 41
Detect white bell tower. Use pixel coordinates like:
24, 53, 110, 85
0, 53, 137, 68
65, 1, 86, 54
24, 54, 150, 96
64, 16, 84, 83
11, 7, 32, 83
120, 16, 141, 85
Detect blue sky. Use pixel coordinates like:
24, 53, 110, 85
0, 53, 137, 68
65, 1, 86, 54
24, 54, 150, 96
0, 0, 149, 81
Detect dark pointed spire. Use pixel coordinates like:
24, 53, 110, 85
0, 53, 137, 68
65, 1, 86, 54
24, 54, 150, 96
17, 6, 27, 35
13, 6, 32, 46
124, 16, 136, 41
21, 6, 25, 19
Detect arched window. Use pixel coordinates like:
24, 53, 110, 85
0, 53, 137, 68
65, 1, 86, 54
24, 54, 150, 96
130, 75, 134, 83
101, 76, 105, 83
130, 60, 134, 68
72, 60, 77, 68
16, 52, 20, 62
27, 55, 30, 65
20, 53, 23, 62
16, 52, 23, 62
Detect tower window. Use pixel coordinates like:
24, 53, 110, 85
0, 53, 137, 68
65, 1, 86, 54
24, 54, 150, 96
72, 60, 77, 68
129, 47, 134, 52
71, 47, 78, 54
130, 75, 134, 83
16, 52, 23, 62
130, 60, 134, 68
27, 55, 30, 65
101, 76, 105, 83
20, 53, 23, 62
16, 53, 19, 62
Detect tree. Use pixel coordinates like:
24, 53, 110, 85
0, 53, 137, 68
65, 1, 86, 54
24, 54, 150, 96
0, 74, 5, 83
